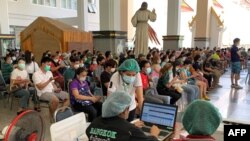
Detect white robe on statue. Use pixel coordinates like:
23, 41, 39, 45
131, 9, 156, 56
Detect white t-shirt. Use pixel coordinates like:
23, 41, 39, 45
11, 68, 29, 87
33, 69, 54, 97
108, 72, 142, 111
25, 61, 39, 74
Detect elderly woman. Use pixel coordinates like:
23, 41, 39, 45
86, 91, 160, 141
108, 59, 143, 122
181, 100, 221, 140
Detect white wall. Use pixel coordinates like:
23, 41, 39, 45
0, 0, 10, 33
7, 0, 77, 27
210, 13, 220, 48
87, 0, 100, 31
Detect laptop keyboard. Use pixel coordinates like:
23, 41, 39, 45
141, 127, 169, 137
142, 127, 150, 132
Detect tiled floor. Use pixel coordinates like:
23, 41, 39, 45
0, 69, 250, 141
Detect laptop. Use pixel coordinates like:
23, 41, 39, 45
140, 102, 178, 141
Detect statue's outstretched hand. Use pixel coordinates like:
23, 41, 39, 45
152, 8, 155, 13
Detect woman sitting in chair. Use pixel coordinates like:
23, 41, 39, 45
70, 67, 102, 122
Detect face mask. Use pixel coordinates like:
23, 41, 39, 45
74, 64, 80, 69
157, 60, 161, 64
54, 59, 59, 62
79, 64, 84, 67
111, 68, 116, 73
182, 57, 186, 61
9, 60, 13, 64
122, 75, 136, 84
165, 58, 169, 62
12, 57, 16, 61
146, 67, 152, 74
93, 61, 97, 64
168, 70, 173, 74
44, 65, 51, 72
79, 76, 86, 82
84, 58, 87, 62
161, 62, 166, 67
18, 63, 25, 70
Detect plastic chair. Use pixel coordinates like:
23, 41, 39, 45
245, 62, 250, 84
0, 71, 20, 110
0, 71, 8, 108
54, 107, 74, 122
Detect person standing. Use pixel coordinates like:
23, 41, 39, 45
231, 38, 242, 89
132, 2, 156, 56
108, 59, 143, 122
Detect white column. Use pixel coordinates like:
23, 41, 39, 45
167, 0, 181, 35
163, 0, 183, 50
99, 0, 121, 31
56, 0, 61, 8
77, 0, 89, 31
0, 0, 10, 34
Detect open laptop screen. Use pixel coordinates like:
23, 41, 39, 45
141, 102, 177, 129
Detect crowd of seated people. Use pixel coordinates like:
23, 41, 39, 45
0, 46, 237, 123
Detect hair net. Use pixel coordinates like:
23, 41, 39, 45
118, 59, 140, 73
182, 100, 222, 136
102, 91, 132, 118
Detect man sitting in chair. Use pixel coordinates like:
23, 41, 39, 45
33, 57, 70, 116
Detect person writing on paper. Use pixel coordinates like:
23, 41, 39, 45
86, 91, 160, 141
132, 2, 156, 56
107, 59, 143, 122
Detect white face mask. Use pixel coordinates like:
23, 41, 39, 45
54, 59, 59, 62
79, 76, 86, 82
182, 57, 186, 61
79, 64, 84, 67
74, 64, 80, 69
110, 68, 116, 73
93, 61, 97, 64
12, 57, 16, 61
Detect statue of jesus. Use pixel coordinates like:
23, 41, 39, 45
131, 2, 156, 56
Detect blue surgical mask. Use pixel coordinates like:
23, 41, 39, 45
146, 68, 152, 74
122, 75, 136, 84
